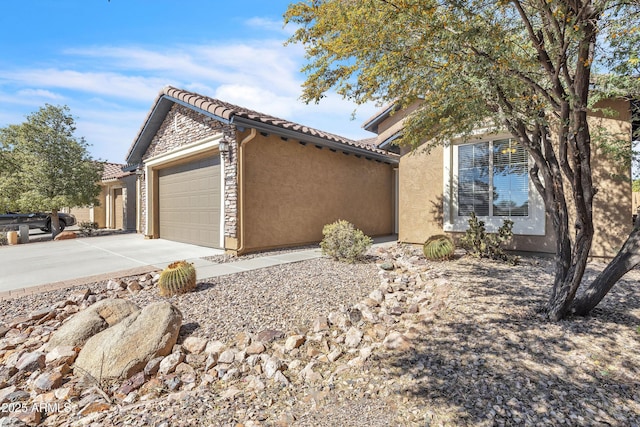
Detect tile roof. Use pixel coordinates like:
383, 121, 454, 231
101, 162, 132, 181
126, 86, 398, 167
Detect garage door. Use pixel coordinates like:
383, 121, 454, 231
158, 156, 221, 248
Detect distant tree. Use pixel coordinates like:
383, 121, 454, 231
286, 0, 640, 320
633, 179, 640, 192
0, 105, 103, 237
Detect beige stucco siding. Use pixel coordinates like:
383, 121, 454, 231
398, 146, 445, 244
586, 99, 632, 257
396, 99, 632, 257
241, 134, 394, 252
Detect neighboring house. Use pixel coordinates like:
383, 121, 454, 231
68, 163, 136, 230
124, 86, 398, 253
364, 98, 635, 257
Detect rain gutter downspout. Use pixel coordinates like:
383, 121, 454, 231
235, 127, 257, 255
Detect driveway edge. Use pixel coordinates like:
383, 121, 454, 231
0, 265, 158, 301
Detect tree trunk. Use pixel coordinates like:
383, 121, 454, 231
570, 220, 640, 316
545, 233, 593, 321
50, 208, 62, 239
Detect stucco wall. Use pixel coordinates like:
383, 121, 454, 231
396, 99, 632, 257
398, 145, 445, 244
586, 99, 632, 257
241, 133, 395, 252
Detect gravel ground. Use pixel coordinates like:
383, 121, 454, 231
0, 257, 380, 344
1, 244, 639, 426
128, 257, 380, 343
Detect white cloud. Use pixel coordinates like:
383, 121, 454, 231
244, 17, 290, 34
0, 36, 378, 161
0, 69, 165, 102
214, 84, 297, 118
16, 89, 65, 101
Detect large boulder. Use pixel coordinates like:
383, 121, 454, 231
45, 299, 139, 350
74, 302, 182, 380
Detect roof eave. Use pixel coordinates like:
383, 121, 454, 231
125, 94, 234, 166
233, 116, 399, 164
362, 104, 396, 133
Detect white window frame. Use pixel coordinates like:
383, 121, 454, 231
443, 134, 546, 235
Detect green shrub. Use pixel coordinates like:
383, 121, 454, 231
320, 219, 372, 263
79, 221, 99, 237
423, 234, 455, 261
0, 232, 7, 246
459, 212, 518, 264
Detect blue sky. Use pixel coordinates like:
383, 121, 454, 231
0, 1, 379, 163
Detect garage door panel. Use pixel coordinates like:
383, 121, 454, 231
158, 156, 221, 248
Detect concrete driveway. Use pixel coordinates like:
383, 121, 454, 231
0, 233, 224, 293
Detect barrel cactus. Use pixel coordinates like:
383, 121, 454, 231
423, 234, 455, 261
158, 260, 197, 296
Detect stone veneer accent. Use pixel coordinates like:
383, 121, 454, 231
138, 104, 238, 243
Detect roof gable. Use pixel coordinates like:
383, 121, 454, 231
125, 86, 398, 168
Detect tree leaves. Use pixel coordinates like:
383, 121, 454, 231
0, 105, 103, 213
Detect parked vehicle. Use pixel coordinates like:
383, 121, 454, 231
0, 212, 77, 232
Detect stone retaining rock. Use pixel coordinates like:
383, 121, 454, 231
74, 302, 182, 380
45, 299, 139, 350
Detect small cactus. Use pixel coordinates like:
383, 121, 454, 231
158, 260, 197, 296
423, 234, 455, 261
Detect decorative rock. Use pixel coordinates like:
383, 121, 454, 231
246, 342, 266, 355
0, 386, 17, 404
78, 401, 110, 416
234, 331, 251, 349
273, 371, 290, 386
33, 371, 63, 391
345, 328, 363, 348
12, 409, 42, 425
328, 312, 350, 330
328, 348, 343, 363
46, 299, 139, 350
256, 329, 284, 344
312, 316, 329, 332
15, 352, 45, 372
174, 362, 195, 376
45, 346, 78, 367
182, 336, 208, 354
348, 308, 362, 323
369, 288, 385, 304
262, 357, 283, 379
204, 353, 218, 371
74, 302, 182, 380
204, 340, 225, 355
107, 280, 126, 291
116, 371, 146, 398
54, 231, 76, 241
284, 335, 305, 351
127, 281, 143, 292
379, 262, 395, 271
383, 331, 412, 351
217, 349, 236, 365
158, 353, 184, 375
29, 308, 52, 321
144, 356, 164, 376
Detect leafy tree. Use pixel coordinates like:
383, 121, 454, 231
634, 179, 640, 192
286, 0, 640, 320
0, 105, 103, 237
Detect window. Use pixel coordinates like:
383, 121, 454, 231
443, 136, 545, 235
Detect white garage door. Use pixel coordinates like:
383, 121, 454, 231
158, 156, 221, 248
